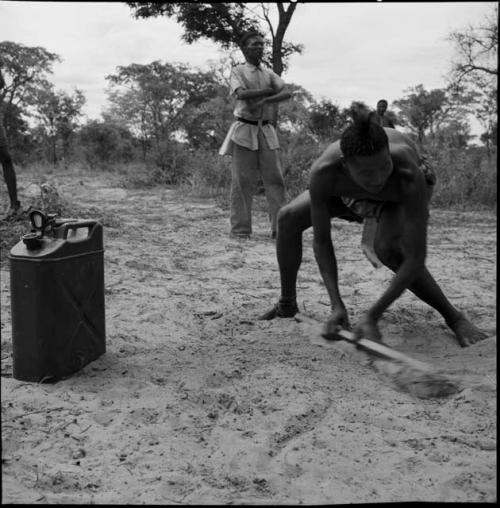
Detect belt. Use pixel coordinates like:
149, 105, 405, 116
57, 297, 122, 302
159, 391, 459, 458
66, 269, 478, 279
236, 117, 269, 126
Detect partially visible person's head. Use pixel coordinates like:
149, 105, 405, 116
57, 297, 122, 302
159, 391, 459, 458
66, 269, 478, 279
376, 99, 388, 115
240, 30, 265, 65
340, 102, 393, 193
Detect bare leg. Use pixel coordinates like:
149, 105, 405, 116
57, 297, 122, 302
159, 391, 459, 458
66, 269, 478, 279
407, 268, 488, 347
0, 132, 21, 211
259, 193, 359, 320
258, 191, 312, 319
375, 208, 488, 347
276, 191, 313, 299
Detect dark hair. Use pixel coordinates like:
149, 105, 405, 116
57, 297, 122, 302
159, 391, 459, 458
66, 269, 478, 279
377, 99, 388, 106
340, 102, 388, 158
239, 30, 263, 47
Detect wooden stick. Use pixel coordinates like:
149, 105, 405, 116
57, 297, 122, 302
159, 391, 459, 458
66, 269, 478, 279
295, 313, 434, 372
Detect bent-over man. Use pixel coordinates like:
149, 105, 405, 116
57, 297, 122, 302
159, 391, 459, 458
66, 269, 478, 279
260, 103, 488, 348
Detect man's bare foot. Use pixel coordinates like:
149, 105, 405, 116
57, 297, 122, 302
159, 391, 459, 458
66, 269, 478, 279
447, 313, 489, 347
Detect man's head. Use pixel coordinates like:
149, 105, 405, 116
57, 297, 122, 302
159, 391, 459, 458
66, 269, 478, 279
340, 102, 393, 194
240, 31, 265, 66
376, 99, 388, 116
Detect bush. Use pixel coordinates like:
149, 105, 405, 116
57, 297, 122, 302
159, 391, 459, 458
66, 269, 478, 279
427, 143, 497, 210
180, 147, 232, 208
280, 130, 330, 199
78, 120, 136, 169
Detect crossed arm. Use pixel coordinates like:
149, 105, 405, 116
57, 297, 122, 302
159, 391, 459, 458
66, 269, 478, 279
235, 84, 291, 105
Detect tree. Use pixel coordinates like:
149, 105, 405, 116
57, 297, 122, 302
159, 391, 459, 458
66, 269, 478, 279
392, 84, 471, 145
104, 61, 220, 171
448, 5, 498, 148
430, 119, 473, 150
0, 41, 61, 121
278, 83, 315, 134
33, 85, 86, 164
78, 120, 136, 166
125, 2, 302, 76
1, 102, 29, 155
308, 99, 350, 142
448, 4, 498, 84
180, 87, 233, 149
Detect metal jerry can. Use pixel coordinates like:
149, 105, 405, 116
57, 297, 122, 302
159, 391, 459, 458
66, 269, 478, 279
8, 210, 106, 382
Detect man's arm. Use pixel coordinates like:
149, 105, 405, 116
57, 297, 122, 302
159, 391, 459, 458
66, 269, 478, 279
366, 167, 428, 322
235, 87, 275, 100
309, 154, 345, 313
258, 86, 291, 105
229, 65, 275, 100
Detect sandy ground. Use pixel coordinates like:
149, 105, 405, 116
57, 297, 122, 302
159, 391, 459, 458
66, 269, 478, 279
1, 168, 497, 504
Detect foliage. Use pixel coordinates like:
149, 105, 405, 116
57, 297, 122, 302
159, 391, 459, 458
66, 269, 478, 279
275, 83, 314, 139
448, 4, 498, 84
427, 143, 497, 210
180, 147, 232, 204
0, 41, 61, 134
447, 4, 498, 151
181, 92, 234, 149
127, 2, 257, 47
125, 2, 302, 75
1, 101, 31, 163
1, 23, 496, 212
104, 61, 221, 171
308, 99, 350, 142
392, 84, 473, 145
77, 120, 137, 168
32, 86, 86, 164
280, 130, 327, 200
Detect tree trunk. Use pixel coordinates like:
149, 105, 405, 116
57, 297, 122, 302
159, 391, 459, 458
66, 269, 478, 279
51, 135, 57, 165
271, 2, 297, 77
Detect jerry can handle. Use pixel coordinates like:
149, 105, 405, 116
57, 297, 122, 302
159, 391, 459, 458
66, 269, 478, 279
61, 220, 99, 240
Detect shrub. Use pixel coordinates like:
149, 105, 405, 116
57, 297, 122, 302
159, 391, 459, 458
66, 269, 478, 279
78, 120, 136, 169
427, 143, 497, 210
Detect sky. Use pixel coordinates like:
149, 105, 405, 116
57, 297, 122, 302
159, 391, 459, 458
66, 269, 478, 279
0, 1, 495, 139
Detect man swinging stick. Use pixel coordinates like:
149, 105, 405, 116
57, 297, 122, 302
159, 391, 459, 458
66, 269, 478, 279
259, 103, 488, 348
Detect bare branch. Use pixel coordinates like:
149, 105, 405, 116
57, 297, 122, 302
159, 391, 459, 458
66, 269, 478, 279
260, 2, 275, 39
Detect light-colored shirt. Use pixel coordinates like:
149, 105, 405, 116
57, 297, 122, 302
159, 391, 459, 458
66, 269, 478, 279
219, 62, 285, 154
230, 62, 284, 121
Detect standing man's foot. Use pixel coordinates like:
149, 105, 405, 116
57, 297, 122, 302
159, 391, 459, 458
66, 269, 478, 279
447, 312, 489, 347
3, 202, 24, 220
258, 298, 298, 320
230, 232, 251, 240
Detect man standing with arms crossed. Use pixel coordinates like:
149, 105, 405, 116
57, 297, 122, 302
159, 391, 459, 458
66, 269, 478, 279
219, 31, 291, 239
